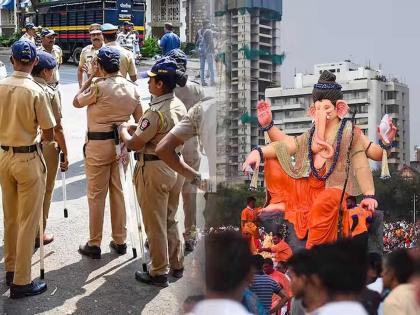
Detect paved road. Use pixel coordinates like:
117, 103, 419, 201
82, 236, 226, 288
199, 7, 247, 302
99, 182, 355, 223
0, 59, 208, 314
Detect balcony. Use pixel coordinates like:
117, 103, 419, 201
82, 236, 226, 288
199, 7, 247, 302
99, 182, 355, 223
270, 103, 306, 111
346, 98, 369, 105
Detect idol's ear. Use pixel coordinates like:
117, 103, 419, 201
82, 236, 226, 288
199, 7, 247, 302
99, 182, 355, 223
308, 104, 316, 119
336, 100, 349, 119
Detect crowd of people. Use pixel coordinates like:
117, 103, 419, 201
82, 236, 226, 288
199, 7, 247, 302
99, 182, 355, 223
384, 221, 418, 252
183, 229, 420, 315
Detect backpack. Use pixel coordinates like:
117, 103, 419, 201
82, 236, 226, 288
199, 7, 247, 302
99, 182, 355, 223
196, 28, 210, 55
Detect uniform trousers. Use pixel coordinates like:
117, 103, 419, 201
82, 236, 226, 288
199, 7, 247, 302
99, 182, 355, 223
85, 140, 127, 247
134, 159, 184, 276
181, 136, 201, 239
42, 142, 59, 230
0, 150, 46, 285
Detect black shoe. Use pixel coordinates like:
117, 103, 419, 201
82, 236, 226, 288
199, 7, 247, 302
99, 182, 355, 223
78, 243, 101, 259
6, 272, 14, 286
10, 281, 47, 299
109, 241, 127, 255
34, 234, 54, 249
135, 271, 169, 288
171, 268, 184, 279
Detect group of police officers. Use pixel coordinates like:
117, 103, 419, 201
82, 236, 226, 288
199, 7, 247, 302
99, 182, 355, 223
0, 21, 217, 298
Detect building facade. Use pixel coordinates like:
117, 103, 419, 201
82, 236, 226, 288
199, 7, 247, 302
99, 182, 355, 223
145, 0, 213, 43
265, 61, 410, 168
215, 0, 283, 185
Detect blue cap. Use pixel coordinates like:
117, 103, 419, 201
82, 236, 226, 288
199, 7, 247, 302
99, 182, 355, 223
165, 48, 187, 69
147, 57, 177, 78
25, 22, 35, 29
97, 46, 120, 66
11, 40, 37, 63
40, 29, 56, 37
101, 23, 118, 34
34, 51, 57, 71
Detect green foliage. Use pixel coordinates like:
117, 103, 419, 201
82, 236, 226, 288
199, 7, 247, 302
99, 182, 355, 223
140, 36, 161, 58
0, 32, 21, 47
373, 167, 419, 220
204, 183, 266, 228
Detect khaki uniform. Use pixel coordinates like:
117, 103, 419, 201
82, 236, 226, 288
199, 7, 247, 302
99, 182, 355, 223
105, 41, 137, 79
0, 71, 56, 285
174, 81, 204, 239
34, 77, 62, 230
79, 44, 104, 76
39, 45, 63, 84
133, 92, 187, 276
76, 74, 142, 247
20, 33, 35, 44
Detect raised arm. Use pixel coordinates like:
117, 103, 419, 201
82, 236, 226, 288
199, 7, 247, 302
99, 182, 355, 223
258, 100, 294, 144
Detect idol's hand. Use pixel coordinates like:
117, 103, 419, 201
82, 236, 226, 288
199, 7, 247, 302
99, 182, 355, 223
360, 197, 378, 212
257, 99, 273, 128
242, 150, 260, 176
377, 116, 397, 145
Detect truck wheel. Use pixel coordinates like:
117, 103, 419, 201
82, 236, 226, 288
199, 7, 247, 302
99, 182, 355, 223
72, 47, 83, 65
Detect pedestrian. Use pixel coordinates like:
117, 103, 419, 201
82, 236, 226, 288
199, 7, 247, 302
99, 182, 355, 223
0, 40, 56, 298
160, 22, 181, 55
78, 23, 104, 88
241, 196, 258, 231
20, 22, 37, 44
39, 29, 62, 87
260, 232, 293, 265
101, 23, 137, 82
165, 48, 205, 252
73, 46, 143, 259
31, 50, 69, 248
195, 20, 215, 86
119, 57, 186, 287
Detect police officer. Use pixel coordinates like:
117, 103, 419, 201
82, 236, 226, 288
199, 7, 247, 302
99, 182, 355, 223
39, 29, 62, 87
31, 50, 69, 248
73, 46, 143, 259
20, 22, 37, 44
166, 49, 205, 252
78, 23, 104, 88
119, 57, 186, 287
101, 23, 137, 82
0, 40, 56, 298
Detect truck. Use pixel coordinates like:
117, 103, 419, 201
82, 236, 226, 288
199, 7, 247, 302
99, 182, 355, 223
32, 0, 146, 65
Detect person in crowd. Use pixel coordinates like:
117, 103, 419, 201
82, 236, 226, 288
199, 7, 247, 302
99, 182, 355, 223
191, 230, 254, 314
20, 22, 37, 44
260, 233, 293, 265
160, 22, 181, 55
241, 196, 259, 231
39, 29, 62, 87
250, 254, 289, 314
382, 248, 419, 315
195, 19, 215, 86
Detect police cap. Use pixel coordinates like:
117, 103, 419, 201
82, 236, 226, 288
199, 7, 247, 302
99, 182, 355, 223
11, 40, 37, 63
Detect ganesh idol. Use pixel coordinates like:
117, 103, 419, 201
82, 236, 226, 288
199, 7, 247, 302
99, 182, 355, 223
242, 70, 396, 249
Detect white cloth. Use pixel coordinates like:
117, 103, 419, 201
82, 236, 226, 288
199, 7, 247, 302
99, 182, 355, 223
314, 301, 368, 315
192, 299, 252, 315
367, 277, 383, 294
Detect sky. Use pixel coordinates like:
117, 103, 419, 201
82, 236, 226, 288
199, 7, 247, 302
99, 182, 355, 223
280, 0, 420, 160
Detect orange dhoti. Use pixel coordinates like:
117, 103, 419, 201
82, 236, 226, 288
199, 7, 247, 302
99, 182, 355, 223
264, 158, 325, 240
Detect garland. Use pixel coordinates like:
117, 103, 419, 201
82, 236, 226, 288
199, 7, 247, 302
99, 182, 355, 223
308, 119, 347, 181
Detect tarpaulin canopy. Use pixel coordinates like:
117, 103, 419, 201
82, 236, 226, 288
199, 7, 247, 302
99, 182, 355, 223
0, 0, 15, 10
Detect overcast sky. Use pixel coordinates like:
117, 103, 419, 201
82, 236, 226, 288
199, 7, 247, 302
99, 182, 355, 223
280, 0, 419, 160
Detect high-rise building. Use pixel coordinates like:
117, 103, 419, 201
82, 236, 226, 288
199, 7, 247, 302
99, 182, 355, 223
215, 0, 283, 185
265, 61, 410, 168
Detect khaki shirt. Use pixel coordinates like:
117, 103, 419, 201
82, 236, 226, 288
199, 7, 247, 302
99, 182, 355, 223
79, 43, 104, 76
105, 41, 137, 78
171, 98, 217, 192
39, 44, 63, 84
174, 80, 205, 110
77, 74, 142, 132
0, 71, 56, 146
20, 33, 35, 44
33, 77, 62, 122
135, 92, 186, 155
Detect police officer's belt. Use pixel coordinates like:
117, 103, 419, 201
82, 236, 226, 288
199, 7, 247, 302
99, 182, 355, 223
87, 131, 115, 140
134, 152, 181, 161
1, 144, 38, 153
